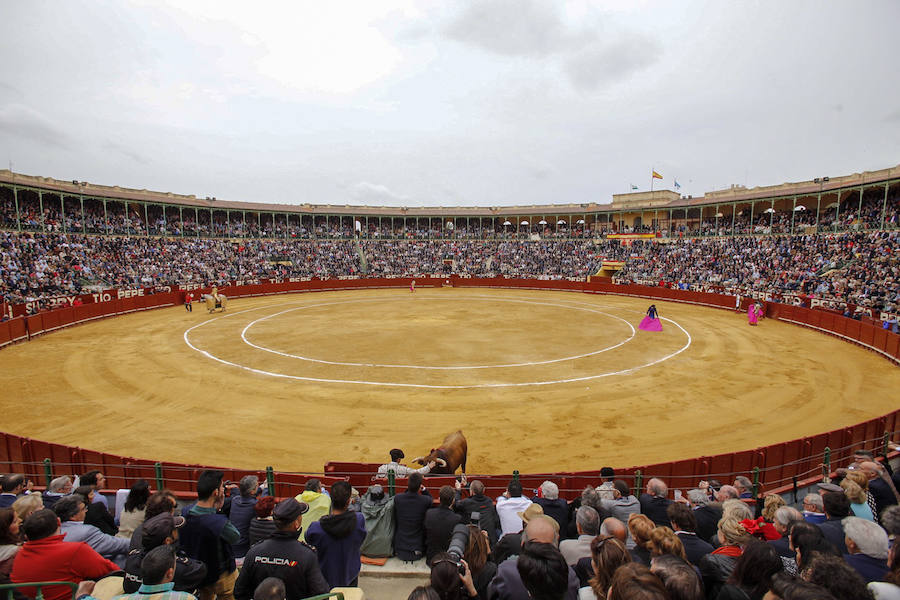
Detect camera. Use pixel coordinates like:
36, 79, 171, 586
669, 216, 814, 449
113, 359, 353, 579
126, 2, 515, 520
470, 511, 481, 529
447, 523, 470, 568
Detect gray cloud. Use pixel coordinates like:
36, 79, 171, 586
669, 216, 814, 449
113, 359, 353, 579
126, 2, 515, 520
443, 0, 589, 57
565, 35, 662, 92
0, 104, 73, 150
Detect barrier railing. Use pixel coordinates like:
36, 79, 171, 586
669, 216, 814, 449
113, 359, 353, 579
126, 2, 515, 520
1, 277, 897, 500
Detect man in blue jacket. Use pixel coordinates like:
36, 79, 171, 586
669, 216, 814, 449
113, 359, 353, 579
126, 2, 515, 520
306, 481, 367, 587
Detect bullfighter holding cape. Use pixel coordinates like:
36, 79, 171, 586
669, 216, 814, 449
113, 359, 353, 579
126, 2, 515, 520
639, 304, 663, 332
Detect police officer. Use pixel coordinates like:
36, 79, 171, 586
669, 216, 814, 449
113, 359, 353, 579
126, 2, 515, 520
123, 513, 207, 593
234, 498, 329, 600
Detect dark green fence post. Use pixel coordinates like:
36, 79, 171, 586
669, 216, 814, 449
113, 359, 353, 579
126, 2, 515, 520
751, 467, 760, 498
883, 432, 891, 457
43, 459, 52, 487
154, 462, 164, 491
265, 466, 275, 496
822, 447, 831, 483
634, 470, 643, 497
388, 469, 396, 497
513, 470, 520, 485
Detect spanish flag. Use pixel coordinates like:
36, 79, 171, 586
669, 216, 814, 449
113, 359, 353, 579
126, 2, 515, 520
652, 170, 663, 179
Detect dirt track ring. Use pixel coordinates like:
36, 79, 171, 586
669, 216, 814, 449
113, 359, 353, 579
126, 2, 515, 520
183, 294, 693, 388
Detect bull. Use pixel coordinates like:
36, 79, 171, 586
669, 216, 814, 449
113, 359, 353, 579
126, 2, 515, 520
413, 430, 467, 475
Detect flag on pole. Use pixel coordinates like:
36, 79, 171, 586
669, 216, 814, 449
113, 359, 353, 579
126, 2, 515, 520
674, 179, 681, 190
652, 171, 663, 179
630, 184, 638, 190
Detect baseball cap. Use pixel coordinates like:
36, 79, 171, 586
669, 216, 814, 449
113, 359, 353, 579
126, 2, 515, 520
141, 513, 185, 549
273, 498, 309, 522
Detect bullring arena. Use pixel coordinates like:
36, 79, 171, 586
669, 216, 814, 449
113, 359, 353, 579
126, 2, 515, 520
2, 284, 900, 476
1, 164, 899, 497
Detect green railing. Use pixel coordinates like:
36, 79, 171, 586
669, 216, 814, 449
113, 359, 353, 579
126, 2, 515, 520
0, 581, 78, 600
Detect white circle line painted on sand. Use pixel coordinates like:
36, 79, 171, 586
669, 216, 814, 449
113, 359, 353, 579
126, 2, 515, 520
239, 296, 637, 369
182, 294, 692, 388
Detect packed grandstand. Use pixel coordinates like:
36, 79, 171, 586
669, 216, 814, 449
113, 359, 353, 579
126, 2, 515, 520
1, 168, 898, 322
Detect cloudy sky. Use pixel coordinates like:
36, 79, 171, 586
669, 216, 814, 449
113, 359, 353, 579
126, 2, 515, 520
0, 1, 898, 207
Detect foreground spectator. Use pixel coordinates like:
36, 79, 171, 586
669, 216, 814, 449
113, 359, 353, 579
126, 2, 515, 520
118, 545, 198, 600
394, 473, 433, 562
54, 495, 128, 565
123, 513, 207, 594
532, 481, 568, 538
130, 490, 179, 551
229, 475, 261, 558
12, 494, 42, 525
868, 540, 900, 599
306, 480, 367, 588
454, 480, 499, 546
649, 554, 704, 600
463, 524, 496, 600
360, 484, 394, 558
843, 516, 890, 583
42, 476, 72, 509
428, 551, 478, 599
818, 491, 851, 553
74, 485, 117, 537
716, 539, 782, 600
698, 517, 750, 598
577, 535, 631, 599
295, 479, 330, 543
667, 502, 713, 566
560, 506, 599, 566
248, 496, 277, 548
234, 499, 329, 600
251, 578, 285, 600
10, 509, 118, 600
118, 479, 151, 539
801, 493, 826, 525
804, 552, 874, 600
79, 471, 109, 509
640, 478, 673, 527
0, 508, 21, 579
497, 481, 532, 537
606, 562, 669, 600
0, 475, 26, 508
488, 515, 579, 600
180, 470, 239, 600
627, 514, 655, 566
423, 485, 461, 565
492, 503, 544, 566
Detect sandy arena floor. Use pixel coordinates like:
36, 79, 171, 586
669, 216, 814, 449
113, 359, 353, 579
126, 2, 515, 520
2, 287, 898, 474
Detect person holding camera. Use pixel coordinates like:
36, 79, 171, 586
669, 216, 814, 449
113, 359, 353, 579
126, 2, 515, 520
430, 551, 478, 599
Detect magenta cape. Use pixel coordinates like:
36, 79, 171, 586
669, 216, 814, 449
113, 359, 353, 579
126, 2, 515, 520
639, 316, 663, 331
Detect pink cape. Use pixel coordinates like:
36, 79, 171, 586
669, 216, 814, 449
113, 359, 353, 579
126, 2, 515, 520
748, 304, 758, 325
639, 316, 663, 331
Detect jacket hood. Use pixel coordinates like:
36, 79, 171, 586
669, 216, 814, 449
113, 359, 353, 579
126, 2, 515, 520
318, 511, 357, 539
616, 495, 639, 507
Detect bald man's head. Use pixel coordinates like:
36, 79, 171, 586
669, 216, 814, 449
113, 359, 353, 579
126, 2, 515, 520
600, 517, 627, 543
523, 515, 559, 545
859, 462, 882, 480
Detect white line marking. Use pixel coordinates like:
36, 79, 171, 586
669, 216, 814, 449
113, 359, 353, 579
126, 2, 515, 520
239, 296, 636, 369
183, 293, 692, 388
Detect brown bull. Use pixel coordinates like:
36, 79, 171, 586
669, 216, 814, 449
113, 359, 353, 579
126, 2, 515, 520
413, 430, 467, 475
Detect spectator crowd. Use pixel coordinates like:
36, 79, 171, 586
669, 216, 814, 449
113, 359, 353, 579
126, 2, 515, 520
0, 445, 899, 600
2, 229, 897, 317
